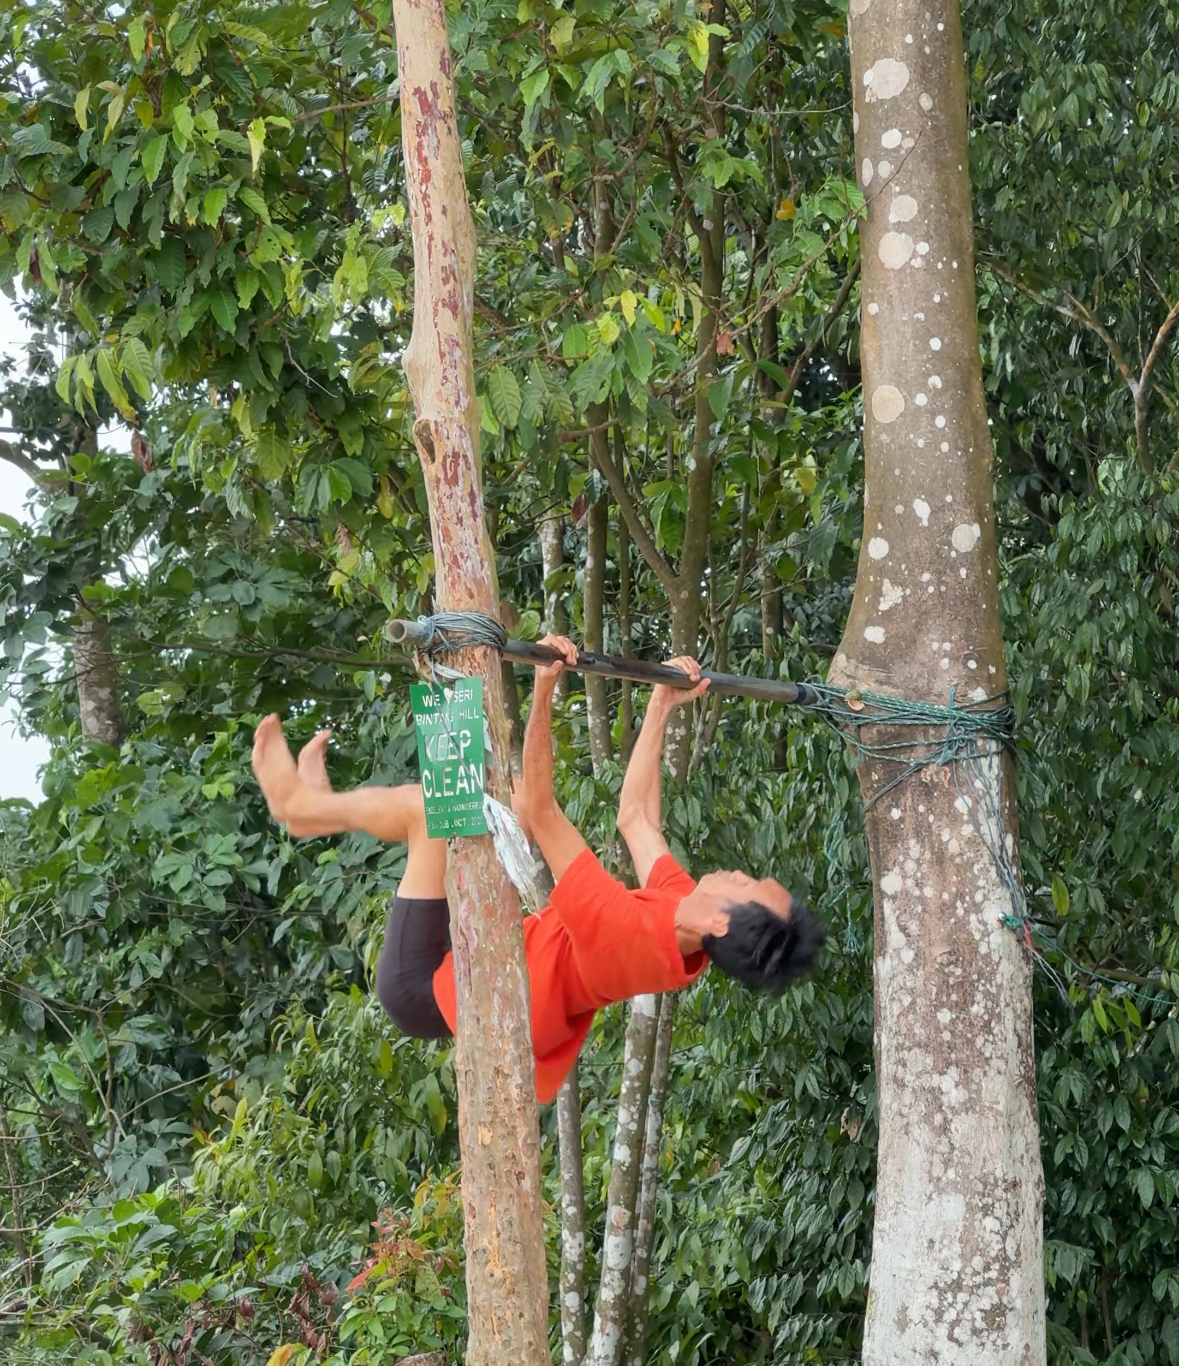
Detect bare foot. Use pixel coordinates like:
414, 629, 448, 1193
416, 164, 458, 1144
297, 730, 333, 793
252, 715, 310, 832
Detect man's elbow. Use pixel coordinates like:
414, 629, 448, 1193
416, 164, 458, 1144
520, 794, 561, 833
616, 803, 649, 838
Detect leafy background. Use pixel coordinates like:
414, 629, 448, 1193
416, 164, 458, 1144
1, 0, 1178, 1364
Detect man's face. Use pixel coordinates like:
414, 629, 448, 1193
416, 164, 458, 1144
698, 870, 792, 919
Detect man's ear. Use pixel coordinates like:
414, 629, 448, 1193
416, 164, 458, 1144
709, 908, 731, 940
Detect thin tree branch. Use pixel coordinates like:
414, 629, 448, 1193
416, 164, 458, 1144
294, 92, 399, 124
0, 442, 45, 484
987, 262, 1135, 387
591, 426, 677, 597
1140, 297, 1179, 390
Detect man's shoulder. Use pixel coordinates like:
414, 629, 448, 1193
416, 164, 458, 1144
644, 853, 696, 898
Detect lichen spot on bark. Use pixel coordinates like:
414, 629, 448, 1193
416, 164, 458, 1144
872, 385, 905, 423
878, 579, 903, 611
952, 523, 981, 552
889, 194, 918, 223
868, 537, 890, 560
864, 58, 910, 101
881, 127, 902, 148
864, 625, 886, 643
879, 232, 915, 269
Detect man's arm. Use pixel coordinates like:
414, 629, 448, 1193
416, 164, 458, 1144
517, 635, 588, 882
616, 658, 708, 885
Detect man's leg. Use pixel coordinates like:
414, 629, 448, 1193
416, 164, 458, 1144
252, 715, 446, 897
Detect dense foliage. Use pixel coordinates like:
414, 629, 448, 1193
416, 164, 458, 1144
1, 1, 1177, 1364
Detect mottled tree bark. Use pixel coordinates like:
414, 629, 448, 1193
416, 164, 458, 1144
73, 603, 123, 746
393, 4, 549, 1363
498, 598, 525, 768
540, 512, 570, 700
541, 515, 568, 636
617, 513, 635, 763
583, 487, 611, 773
831, 1, 1045, 1361
557, 1065, 588, 1366
623, 993, 674, 1366
586, 994, 659, 1366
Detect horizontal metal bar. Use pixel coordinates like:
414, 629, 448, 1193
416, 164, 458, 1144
385, 620, 818, 707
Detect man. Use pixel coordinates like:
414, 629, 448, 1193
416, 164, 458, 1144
252, 637, 824, 1103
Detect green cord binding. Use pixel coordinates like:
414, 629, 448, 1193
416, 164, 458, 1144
801, 681, 1015, 810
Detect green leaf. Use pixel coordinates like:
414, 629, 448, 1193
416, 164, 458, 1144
74, 86, 91, 131
1136, 1167, 1156, 1209
201, 614, 238, 640
247, 117, 266, 175
128, 13, 148, 61
237, 186, 271, 223
141, 134, 169, 186
235, 269, 261, 309
487, 366, 522, 428
1051, 874, 1069, 916
707, 373, 733, 422
120, 337, 154, 401
1114, 1092, 1132, 1131
520, 68, 550, 109
172, 103, 195, 147
49, 1060, 82, 1094
55, 355, 77, 406
105, 93, 126, 142
154, 236, 186, 293
96, 350, 136, 420
423, 1073, 447, 1136
254, 430, 290, 481
11, 125, 68, 159
203, 187, 228, 225
209, 290, 239, 334
332, 458, 373, 499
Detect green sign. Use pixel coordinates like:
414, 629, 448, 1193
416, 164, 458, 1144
410, 676, 489, 838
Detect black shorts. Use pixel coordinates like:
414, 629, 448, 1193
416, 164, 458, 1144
375, 895, 454, 1040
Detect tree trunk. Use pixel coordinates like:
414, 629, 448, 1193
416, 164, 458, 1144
832, 3, 1045, 1362
623, 994, 674, 1366
73, 603, 123, 746
586, 994, 659, 1366
541, 515, 568, 635
557, 1066, 588, 1366
0, 1094, 31, 1284
583, 486, 611, 773
618, 514, 635, 763
665, 7, 726, 781
1132, 384, 1153, 476
393, 5, 549, 1363
540, 512, 570, 698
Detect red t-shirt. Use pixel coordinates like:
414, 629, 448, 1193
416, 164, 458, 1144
431, 849, 708, 1103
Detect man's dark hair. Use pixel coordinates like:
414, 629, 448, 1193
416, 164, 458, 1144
702, 897, 826, 995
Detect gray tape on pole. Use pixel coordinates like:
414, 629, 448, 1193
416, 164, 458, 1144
483, 794, 548, 913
